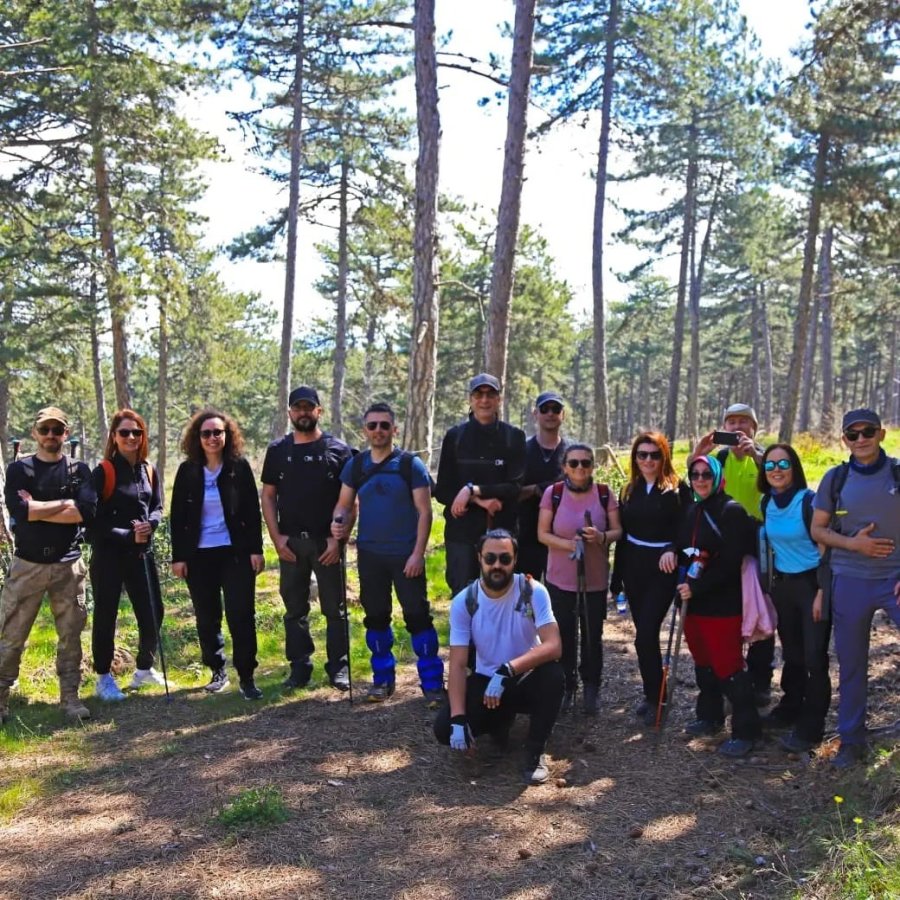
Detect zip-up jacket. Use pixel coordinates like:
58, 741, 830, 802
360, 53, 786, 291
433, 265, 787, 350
90, 453, 162, 553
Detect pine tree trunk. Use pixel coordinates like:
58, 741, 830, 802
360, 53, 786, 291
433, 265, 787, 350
157, 272, 169, 489
798, 284, 821, 433
403, 0, 440, 459
272, 1, 306, 440
484, 0, 537, 385
89, 267, 108, 444
750, 287, 761, 417
331, 155, 350, 440
760, 284, 774, 430
819, 225, 835, 433
779, 130, 829, 442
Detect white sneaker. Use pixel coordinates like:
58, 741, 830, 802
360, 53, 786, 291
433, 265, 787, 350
129, 668, 170, 690
95, 673, 126, 702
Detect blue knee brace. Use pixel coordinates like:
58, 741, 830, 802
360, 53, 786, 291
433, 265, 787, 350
366, 627, 395, 685
411, 626, 444, 692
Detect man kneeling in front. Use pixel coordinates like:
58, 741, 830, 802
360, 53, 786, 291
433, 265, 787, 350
434, 529, 564, 784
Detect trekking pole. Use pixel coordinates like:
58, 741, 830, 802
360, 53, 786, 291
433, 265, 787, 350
141, 548, 171, 704
654, 584, 683, 739
12, 439, 21, 462
655, 580, 689, 745
571, 529, 586, 711
333, 515, 353, 705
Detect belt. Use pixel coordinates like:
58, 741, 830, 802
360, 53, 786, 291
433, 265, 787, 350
773, 568, 817, 581
288, 531, 315, 540
626, 535, 670, 549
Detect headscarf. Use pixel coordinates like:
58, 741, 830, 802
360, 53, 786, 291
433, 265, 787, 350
690, 453, 724, 502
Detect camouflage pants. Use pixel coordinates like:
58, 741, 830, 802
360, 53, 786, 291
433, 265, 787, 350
0, 556, 88, 695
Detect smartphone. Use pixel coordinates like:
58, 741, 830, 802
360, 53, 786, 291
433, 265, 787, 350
712, 430, 740, 446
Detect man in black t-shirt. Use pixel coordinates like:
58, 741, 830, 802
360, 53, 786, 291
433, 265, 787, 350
516, 390, 568, 579
261, 387, 354, 691
1, 407, 96, 724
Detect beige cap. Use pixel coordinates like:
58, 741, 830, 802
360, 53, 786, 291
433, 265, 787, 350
34, 406, 69, 428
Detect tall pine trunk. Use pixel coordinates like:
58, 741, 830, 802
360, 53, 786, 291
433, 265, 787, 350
331, 155, 350, 440
88, 264, 108, 445
818, 225, 835, 433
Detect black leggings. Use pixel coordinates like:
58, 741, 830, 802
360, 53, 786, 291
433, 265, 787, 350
546, 582, 605, 689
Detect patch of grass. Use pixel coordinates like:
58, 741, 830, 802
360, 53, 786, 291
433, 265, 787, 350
214, 785, 288, 829
0, 776, 44, 823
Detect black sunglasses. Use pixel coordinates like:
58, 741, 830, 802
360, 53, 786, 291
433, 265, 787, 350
636, 450, 662, 461
36, 425, 66, 436
565, 458, 594, 469
764, 459, 791, 472
689, 469, 714, 481
539, 403, 563, 415
365, 421, 393, 432
200, 428, 225, 439
116, 429, 143, 438
844, 426, 878, 442
482, 551, 514, 566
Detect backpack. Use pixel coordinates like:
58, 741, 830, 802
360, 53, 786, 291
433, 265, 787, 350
349, 448, 434, 497
760, 489, 816, 546
97, 458, 156, 502
464, 572, 535, 621
549, 480, 610, 532
18, 455, 83, 497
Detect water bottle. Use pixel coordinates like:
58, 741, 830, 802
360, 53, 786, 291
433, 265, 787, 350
615, 592, 628, 616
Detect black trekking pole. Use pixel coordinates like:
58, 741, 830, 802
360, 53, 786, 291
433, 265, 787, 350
571, 530, 586, 712
12, 439, 21, 462
655, 576, 688, 745
654, 587, 682, 739
141, 547, 171, 704
333, 515, 353, 705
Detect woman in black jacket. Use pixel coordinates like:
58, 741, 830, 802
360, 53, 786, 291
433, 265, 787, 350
91, 409, 165, 701
170, 408, 264, 699
677, 454, 761, 758
611, 431, 691, 725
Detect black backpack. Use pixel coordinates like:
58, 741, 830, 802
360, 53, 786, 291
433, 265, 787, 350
349, 448, 435, 497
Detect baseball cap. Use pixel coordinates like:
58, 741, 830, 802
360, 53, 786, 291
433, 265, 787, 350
722, 403, 758, 427
842, 408, 881, 431
289, 386, 321, 407
34, 407, 69, 428
535, 391, 564, 409
468, 373, 501, 393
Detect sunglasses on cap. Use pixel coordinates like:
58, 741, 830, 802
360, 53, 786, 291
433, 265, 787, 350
481, 551, 514, 566
539, 403, 563, 414
844, 426, 878, 442
365, 421, 393, 432
688, 469, 714, 481
565, 458, 594, 469
200, 428, 225, 439
636, 450, 662, 461
116, 428, 143, 438
36, 425, 66, 436
764, 459, 791, 472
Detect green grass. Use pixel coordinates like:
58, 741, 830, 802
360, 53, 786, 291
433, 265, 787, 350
214, 785, 289, 829
0, 776, 43, 823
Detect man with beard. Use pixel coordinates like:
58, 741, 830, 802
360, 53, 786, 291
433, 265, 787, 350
434, 529, 564, 785
261, 386, 354, 691
0, 407, 96, 723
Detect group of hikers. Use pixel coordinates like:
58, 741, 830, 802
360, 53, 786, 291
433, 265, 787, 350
1, 375, 898, 786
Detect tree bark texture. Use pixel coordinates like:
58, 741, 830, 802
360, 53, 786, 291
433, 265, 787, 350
331, 154, 350, 440
403, 0, 441, 460
484, 0, 537, 387
88, 266, 108, 445
818, 225, 835, 433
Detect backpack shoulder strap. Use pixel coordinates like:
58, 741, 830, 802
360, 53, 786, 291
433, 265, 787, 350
716, 448, 729, 465
760, 493, 771, 519
18, 454, 35, 479
549, 480, 565, 531
514, 573, 535, 620
99, 458, 116, 501
801, 489, 815, 542
831, 462, 850, 508
596, 483, 610, 511
398, 451, 414, 490
465, 580, 479, 617
350, 452, 366, 490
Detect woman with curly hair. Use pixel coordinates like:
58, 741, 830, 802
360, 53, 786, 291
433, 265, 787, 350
91, 409, 166, 701
611, 431, 691, 725
170, 408, 265, 700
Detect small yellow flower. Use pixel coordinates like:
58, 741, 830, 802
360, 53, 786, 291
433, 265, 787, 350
834, 795, 844, 804
853, 817, 863, 825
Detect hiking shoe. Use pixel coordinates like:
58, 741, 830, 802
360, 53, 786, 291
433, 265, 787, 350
204, 668, 230, 694
61, 697, 91, 721
329, 667, 351, 693
95, 673, 126, 702
684, 719, 725, 737
779, 731, 818, 753
718, 738, 755, 758
366, 681, 395, 703
761, 705, 796, 730
129, 668, 169, 689
239, 680, 263, 701
582, 684, 600, 717
522, 750, 550, 785
422, 687, 446, 710
0, 687, 9, 724
831, 743, 865, 770
282, 664, 312, 690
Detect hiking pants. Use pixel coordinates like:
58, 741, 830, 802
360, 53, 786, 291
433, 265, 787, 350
547, 582, 605, 689
357, 548, 433, 634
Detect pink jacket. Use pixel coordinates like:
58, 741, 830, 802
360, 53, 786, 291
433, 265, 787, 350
741, 556, 777, 643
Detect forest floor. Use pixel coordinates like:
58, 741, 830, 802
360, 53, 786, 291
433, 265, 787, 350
1, 575, 899, 900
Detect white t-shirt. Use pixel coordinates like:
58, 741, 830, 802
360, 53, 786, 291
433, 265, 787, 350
449, 576, 556, 677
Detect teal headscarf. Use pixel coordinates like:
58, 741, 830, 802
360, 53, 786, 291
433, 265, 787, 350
690, 453, 724, 501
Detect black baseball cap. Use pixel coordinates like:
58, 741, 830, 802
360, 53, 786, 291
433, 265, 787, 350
842, 408, 881, 431
289, 386, 320, 407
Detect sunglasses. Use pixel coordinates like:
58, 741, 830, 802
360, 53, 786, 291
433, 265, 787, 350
565, 458, 594, 469
482, 552, 514, 566
200, 428, 225, 439
472, 388, 499, 398
636, 450, 662, 461
539, 403, 563, 415
365, 421, 393, 432
116, 429, 143, 438
36, 425, 66, 436
764, 459, 791, 472
689, 469, 714, 481
844, 426, 878, 442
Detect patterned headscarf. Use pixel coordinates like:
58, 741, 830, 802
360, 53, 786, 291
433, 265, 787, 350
690, 453, 724, 501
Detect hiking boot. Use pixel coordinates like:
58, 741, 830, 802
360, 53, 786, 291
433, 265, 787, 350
636, 699, 658, 727
95, 673, 126, 702
239, 680, 263, 701
718, 738, 755, 758
366, 681, 395, 703
129, 668, 169, 690
582, 684, 599, 717
204, 668, 230, 693
282, 663, 312, 691
329, 667, 351, 693
831, 743, 865, 770
61, 696, 91, 722
761, 705, 796, 731
684, 719, 724, 737
779, 731, 818, 753
422, 687, 446, 710
522, 749, 550, 785
0, 686, 9, 725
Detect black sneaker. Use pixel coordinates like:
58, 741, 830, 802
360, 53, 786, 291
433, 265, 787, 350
282, 664, 312, 690
522, 749, 550, 785
684, 719, 725, 737
204, 668, 230, 694
718, 737, 755, 758
582, 684, 599, 717
366, 681, 395, 703
329, 666, 351, 693
239, 680, 263, 701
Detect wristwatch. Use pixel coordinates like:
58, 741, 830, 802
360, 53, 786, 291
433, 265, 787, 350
465, 482, 475, 496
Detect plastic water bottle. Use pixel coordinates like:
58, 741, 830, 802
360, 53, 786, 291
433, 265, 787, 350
615, 592, 628, 616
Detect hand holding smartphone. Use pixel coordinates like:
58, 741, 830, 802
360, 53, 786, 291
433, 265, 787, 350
712, 430, 741, 446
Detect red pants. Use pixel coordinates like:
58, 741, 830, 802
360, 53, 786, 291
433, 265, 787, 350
683, 614, 744, 679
